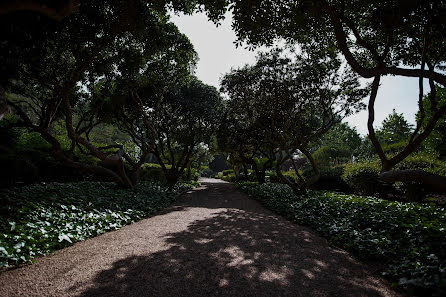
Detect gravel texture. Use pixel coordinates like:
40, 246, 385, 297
0, 178, 404, 297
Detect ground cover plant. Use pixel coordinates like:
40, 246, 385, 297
0, 181, 191, 268
238, 182, 446, 296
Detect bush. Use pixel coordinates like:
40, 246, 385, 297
268, 170, 300, 184
221, 172, 257, 183
139, 163, 166, 183
313, 165, 350, 192
184, 168, 200, 181
395, 153, 446, 176
342, 160, 382, 195
239, 183, 446, 295
222, 169, 234, 176
394, 153, 446, 201
138, 163, 200, 183
382, 141, 409, 155
200, 167, 214, 177
12, 128, 52, 152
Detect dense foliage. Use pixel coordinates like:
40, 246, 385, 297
138, 163, 200, 183
219, 49, 367, 190
1, 0, 200, 188
147, 78, 223, 183
208, 0, 446, 189
376, 109, 413, 145
342, 154, 446, 200
419, 87, 446, 159
0, 181, 191, 268
239, 182, 446, 295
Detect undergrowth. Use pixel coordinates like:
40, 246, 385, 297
0, 181, 191, 268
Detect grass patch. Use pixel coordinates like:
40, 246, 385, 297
238, 182, 446, 296
0, 181, 191, 268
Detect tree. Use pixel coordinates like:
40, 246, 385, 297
376, 109, 413, 145
149, 78, 223, 183
2, 0, 197, 187
216, 116, 274, 184
220, 49, 367, 191
209, 0, 446, 191
311, 122, 362, 165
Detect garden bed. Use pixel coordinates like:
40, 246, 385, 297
0, 181, 191, 268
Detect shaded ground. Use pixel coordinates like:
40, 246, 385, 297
0, 178, 404, 297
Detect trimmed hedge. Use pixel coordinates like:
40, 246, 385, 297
222, 169, 234, 176
342, 154, 446, 200
138, 163, 199, 183
199, 166, 214, 177
342, 160, 382, 195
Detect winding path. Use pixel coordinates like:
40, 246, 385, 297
0, 178, 403, 297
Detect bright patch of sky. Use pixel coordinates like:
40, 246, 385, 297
171, 11, 422, 136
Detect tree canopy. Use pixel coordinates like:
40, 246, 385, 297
211, 0, 446, 188
1, 0, 199, 187
219, 49, 367, 190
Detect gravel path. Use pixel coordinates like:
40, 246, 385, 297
0, 178, 404, 297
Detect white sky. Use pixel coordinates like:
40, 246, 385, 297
171, 12, 421, 135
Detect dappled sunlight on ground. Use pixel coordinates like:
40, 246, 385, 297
75, 179, 401, 297
0, 179, 402, 297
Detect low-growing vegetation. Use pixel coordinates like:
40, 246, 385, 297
238, 182, 446, 296
0, 181, 191, 268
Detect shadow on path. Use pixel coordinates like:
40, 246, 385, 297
77, 179, 399, 297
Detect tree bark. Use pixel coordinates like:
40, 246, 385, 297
243, 164, 248, 177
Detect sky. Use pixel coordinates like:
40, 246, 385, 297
171, 12, 422, 135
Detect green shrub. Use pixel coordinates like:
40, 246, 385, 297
12, 129, 51, 152
139, 163, 167, 183
239, 183, 446, 295
0, 127, 110, 186
222, 169, 234, 176
179, 180, 200, 188
394, 154, 446, 201
395, 153, 446, 176
184, 168, 200, 181
221, 172, 257, 183
268, 170, 301, 184
313, 146, 332, 165
282, 170, 299, 181
221, 173, 235, 182
382, 141, 410, 155
342, 154, 446, 200
313, 165, 350, 192
342, 160, 381, 195
200, 167, 214, 177
139, 163, 200, 183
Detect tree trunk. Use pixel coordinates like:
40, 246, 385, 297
233, 166, 240, 177
255, 170, 266, 184
186, 163, 192, 180
243, 164, 248, 177
165, 169, 181, 184
274, 162, 303, 194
